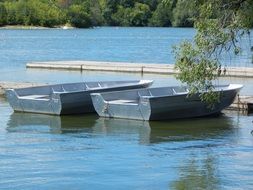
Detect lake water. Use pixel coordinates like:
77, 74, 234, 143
0, 27, 252, 70
0, 27, 253, 93
0, 27, 253, 189
1, 97, 253, 190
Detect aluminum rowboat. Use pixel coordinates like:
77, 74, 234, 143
91, 84, 243, 121
6, 80, 153, 115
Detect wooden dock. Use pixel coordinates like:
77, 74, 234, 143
229, 95, 253, 114
26, 60, 253, 77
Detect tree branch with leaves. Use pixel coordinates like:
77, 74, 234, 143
164, 0, 253, 107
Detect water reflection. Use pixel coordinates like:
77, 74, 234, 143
170, 153, 220, 190
148, 116, 236, 144
7, 112, 237, 144
6, 112, 246, 189
7, 112, 98, 134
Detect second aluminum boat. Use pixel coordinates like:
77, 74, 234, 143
91, 84, 243, 121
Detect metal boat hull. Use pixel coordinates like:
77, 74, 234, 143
6, 80, 153, 115
91, 84, 243, 121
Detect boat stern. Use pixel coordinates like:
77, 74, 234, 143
5, 89, 22, 111
90, 93, 109, 117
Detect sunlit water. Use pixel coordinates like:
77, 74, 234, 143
0, 27, 252, 71
0, 27, 253, 93
0, 97, 253, 190
0, 27, 253, 189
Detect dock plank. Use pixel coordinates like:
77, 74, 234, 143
26, 60, 253, 77
228, 95, 253, 113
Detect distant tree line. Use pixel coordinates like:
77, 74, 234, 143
0, 0, 252, 28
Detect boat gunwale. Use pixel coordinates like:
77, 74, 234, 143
57, 80, 153, 95
6, 80, 153, 99
6, 80, 152, 92
91, 84, 243, 102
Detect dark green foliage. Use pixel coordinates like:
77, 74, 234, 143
89, 0, 104, 26
149, 1, 172, 27
67, 4, 91, 28
141, 0, 160, 11
0, 0, 252, 28
112, 5, 132, 26
120, 0, 135, 8
102, 0, 118, 25
130, 3, 151, 26
112, 2, 151, 26
3, 0, 66, 27
0, 3, 7, 26
172, 0, 198, 27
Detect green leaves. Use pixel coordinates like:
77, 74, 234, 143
0, 3, 7, 26
130, 3, 151, 26
174, 41, 219, 91
1, 0, 253, 28
112, 2, 151, 26
149, 1, 172, 27
3, 0, 66, 27
67, 4, 91, 28
173, 0, 252, 107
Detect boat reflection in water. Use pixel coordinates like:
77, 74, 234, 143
7, 112, 237, 144
7, 112, 98, 134
96, 115, 237, 145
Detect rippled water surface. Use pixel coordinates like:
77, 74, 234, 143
0, 27, 253, 94
0, 27, 253, 189
0, 97, 253, 190
0, 27, 252, 71
1, 27, 191, 68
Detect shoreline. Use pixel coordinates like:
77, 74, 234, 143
0, 25, 75, 30
0, 25, 195, 30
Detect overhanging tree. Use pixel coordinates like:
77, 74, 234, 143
164, 0, 253, 107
